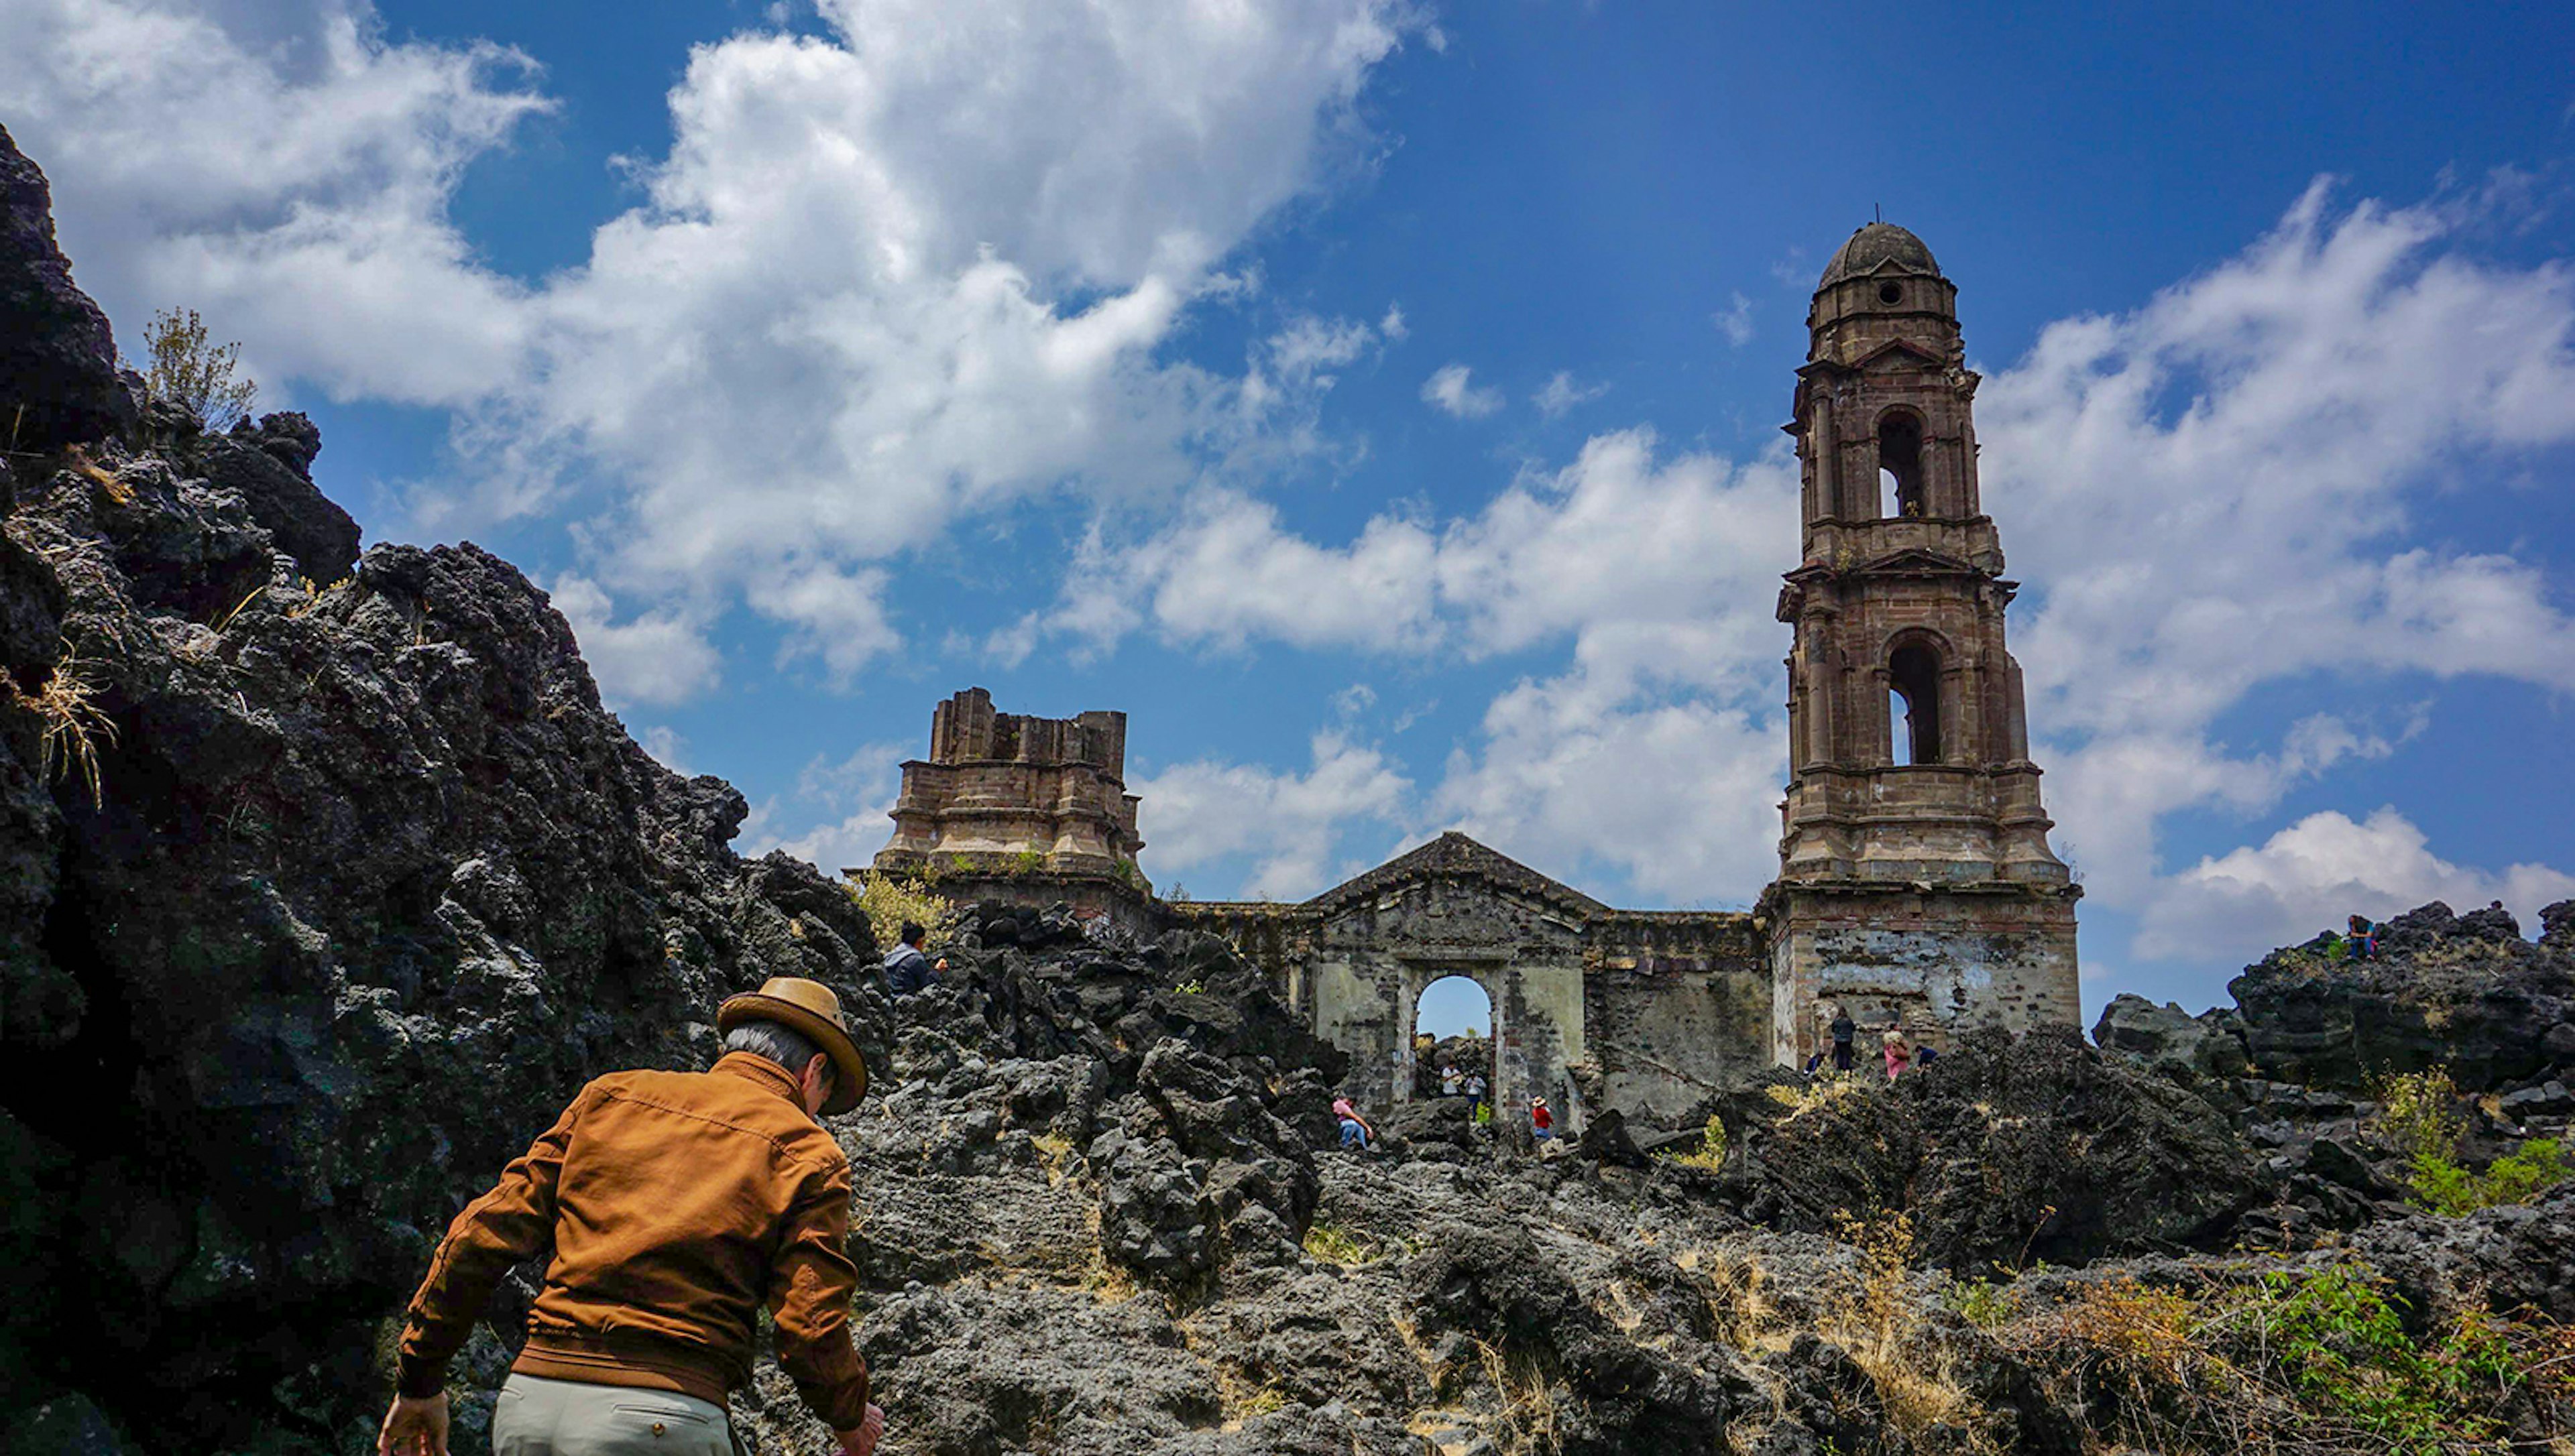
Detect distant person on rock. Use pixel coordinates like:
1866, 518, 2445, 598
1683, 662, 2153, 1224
376, 977, 884, 1456
1333, 1093, 1375, 1151
2345, 914, 2381, 962
1465, 1071, 1487, 1119
883, 920, 940, 996
1531, 1096, 1554, 1141
1829, 1006, 1857, 1073
1882, 1028, 1912, 1080
1914, 1043, 1939, 1069
1441, 1063, 1462, 1098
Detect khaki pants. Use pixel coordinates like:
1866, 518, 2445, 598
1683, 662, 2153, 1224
492, 1373, 734, 1456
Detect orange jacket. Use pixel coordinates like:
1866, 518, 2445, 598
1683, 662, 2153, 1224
396, 1052, 868, 1430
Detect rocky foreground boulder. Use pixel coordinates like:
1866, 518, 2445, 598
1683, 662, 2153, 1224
0, 125, 884, 1453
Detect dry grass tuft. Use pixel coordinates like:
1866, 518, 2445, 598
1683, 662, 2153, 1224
1469, 1336, 1560, 1455
1766, 1074, 1874, 1119
1301, 1219, 1377, 1266
283, 575, 351, 619
66, 446, 133, 505
1819, 1211, 1990, 1444
11, 650, 119, 808
1693, 1245, 1786, 1355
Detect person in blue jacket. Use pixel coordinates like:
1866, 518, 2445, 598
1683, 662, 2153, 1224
882, 921, 941, 995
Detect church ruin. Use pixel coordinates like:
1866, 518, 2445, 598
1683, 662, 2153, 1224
869, 223, 2081, 1132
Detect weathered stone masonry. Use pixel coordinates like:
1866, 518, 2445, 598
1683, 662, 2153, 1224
871, 224, 2081, 1134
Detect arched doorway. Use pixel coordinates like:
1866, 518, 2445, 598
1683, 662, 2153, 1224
1411, 975, 1495, 1113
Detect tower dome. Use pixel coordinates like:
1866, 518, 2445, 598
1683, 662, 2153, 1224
1817, 223, 1941, 288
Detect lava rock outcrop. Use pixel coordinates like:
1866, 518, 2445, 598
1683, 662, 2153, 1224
0, 129, 883, 1455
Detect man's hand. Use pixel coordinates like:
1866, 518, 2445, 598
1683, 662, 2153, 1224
837, 1403, 886, 1456
376, 1390, 449, 1456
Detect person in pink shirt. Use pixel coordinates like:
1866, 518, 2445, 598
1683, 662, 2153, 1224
1882, 1028, 1912, 1080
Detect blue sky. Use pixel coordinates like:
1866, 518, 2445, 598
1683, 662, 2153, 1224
7, 0, 2572, 1034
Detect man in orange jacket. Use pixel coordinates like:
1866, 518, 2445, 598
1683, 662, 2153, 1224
378, 977, 886, 1456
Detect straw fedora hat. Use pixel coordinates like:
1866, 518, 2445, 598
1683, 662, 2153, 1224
718, 976, 868, 1114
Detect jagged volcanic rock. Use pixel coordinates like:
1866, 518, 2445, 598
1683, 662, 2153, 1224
0, 122, 136, 450
1711, 1028, 2264, 1270
0, 128, 883, 1454
2224, 899, 2575, 1093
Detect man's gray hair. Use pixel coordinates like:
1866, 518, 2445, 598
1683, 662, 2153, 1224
724, 1019, 828, 1085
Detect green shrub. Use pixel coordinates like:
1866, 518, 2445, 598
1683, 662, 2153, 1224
1302, 1221, 1373, 1265
2371, 1069, 2465, 1163
1947, 1277, 2014, 1331
2409, 1137, 2571, 1216
141, 307, 257, 429
2250, 1264, 2507, 1451
2363, 1068, 2566, 1214
1655, 1113, 1729, 1172
846, 869, 958, 955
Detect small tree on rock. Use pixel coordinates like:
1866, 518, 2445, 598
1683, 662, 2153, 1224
141, 307, 258, 430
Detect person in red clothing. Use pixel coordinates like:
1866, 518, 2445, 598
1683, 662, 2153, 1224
1531, 1096, 1554, 1141
376, 977, 886, 1456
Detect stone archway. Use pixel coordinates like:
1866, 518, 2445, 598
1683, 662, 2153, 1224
1406, 971, 1496, 1105
1394, 962, 1505, 1105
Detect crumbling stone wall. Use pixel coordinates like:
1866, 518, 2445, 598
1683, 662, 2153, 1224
1763, 882, 2079, 1065
1586, 912, 1772, 1123
1174, 836, 1772, 1134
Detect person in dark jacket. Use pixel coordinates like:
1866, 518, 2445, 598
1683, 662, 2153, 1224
882, 921, 939, 995
378, 977, 884, 1456
1828, 1005, 1857, 1073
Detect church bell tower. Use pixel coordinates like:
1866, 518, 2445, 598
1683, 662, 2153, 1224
1760, 223, 2081, 1063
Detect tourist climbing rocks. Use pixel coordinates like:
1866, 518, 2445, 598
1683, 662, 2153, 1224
1883, 1027, 1912, 1080
377, 977, 885, 1456
1829, 1005, 1857, 1072
1333, 1093, 1375, 1151
2346, 914, 2381, 962
1531, 1096, 1554, 1141
883, 920, 940, 996
1465, 1071, 1487, 1119
1440, 1063, 1462, 1098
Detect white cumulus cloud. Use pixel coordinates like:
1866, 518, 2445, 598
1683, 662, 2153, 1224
2142, 808, 2575, 961
1420, 362, 1503, 418
4, 0, 1428, 690
1132, 731, 1412, 900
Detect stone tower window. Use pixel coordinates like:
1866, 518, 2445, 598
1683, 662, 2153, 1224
1878, 412, 1925, 518
1878, 281, 1902, 306
1889, 644, 1942, 765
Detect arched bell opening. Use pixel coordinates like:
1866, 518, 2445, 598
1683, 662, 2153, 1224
1889, 644, 1943, 766
1878, 411, 1926, 518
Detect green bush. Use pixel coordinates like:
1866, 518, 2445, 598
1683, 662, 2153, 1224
2408, 1137, 2571, 1216
2362, 1068, 2567, 1214
141, 306, 258, 430
2250, 1264, 2515, 1452
1655, 1113, 1729, 1172
846, 869, 958, 956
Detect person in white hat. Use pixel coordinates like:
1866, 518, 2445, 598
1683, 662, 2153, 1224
378, 977, 884, 1456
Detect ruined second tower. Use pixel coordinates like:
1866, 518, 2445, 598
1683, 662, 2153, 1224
1761, 223, 2081, 1060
